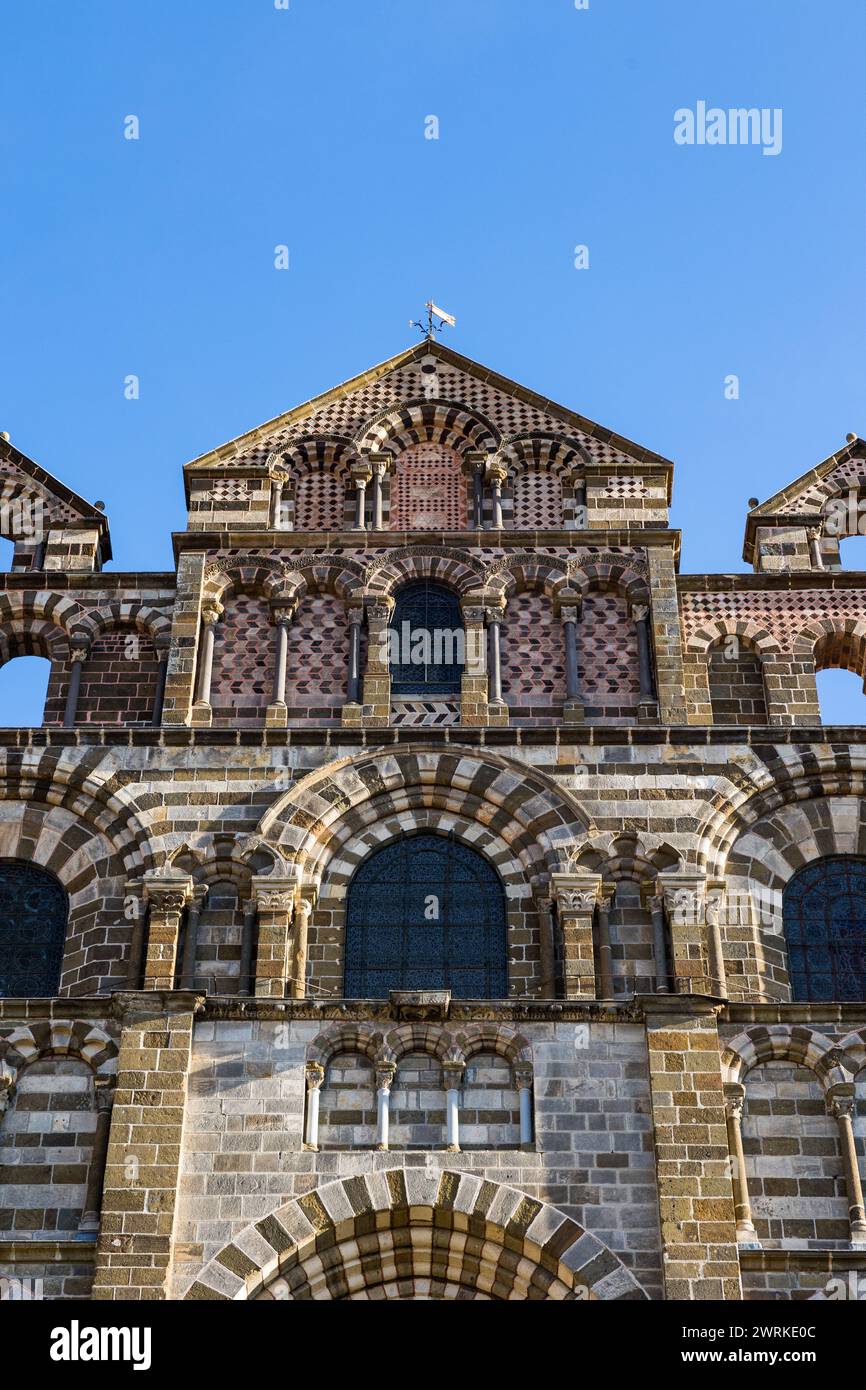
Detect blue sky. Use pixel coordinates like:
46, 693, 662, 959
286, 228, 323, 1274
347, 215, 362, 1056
1, 0, 865, 720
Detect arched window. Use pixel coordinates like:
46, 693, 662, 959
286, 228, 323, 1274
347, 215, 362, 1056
344, 833, 507, 998
0, 654, 52, 726
389, 581, 464, 695
783, 857, 866, 1001
0, 861, 68, 996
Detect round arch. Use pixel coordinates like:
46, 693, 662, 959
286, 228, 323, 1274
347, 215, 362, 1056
183, 1168, 648, 1301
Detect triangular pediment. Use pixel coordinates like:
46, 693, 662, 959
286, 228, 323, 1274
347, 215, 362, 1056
743, 435, 866, 562
0, 437, 111, 554
183, 341, 673, 477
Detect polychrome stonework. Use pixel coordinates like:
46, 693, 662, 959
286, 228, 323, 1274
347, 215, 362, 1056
1, 341, 866, 1302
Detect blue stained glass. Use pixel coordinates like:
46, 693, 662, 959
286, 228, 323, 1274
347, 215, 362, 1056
783, 857, 866, 1001
0, 861, 68, 997
344, 833, 507, 998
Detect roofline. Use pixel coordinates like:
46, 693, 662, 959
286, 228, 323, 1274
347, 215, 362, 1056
181, 339, 676, 480
742, 435, 866, 563
0, 437, 112, 562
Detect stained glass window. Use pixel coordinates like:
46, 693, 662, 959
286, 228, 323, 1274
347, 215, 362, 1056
389, 581, 464, 695
0, 861, 68, 996
783, 856, 866, 1001
344, 834, 507, 998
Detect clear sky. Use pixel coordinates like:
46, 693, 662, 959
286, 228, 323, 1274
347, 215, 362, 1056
1, 0, 865, 720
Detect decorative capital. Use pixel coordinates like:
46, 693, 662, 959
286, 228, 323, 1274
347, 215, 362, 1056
512, 1062, 533, 1091
442, 1059, 465, 1086
375, 1062, 397, 1090
827, 1083, 856, 1121
200, 603, 223, 627
305, 1061, 325, 1092
142, 872, 193, 916
724, 1082, 746, 1122
69, 636, 91, 663
631, 603, 649, 624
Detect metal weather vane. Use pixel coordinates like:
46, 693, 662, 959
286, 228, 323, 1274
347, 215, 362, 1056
409, 300, 457, 340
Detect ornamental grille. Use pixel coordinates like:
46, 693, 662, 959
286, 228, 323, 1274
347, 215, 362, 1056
389, 581, 464, 695
344, 834, 507, 998
0, 861, 67, 996
783, 856, 866, 1001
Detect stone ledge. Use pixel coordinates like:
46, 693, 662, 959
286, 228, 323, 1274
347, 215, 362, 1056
0, 1239, 97, 1264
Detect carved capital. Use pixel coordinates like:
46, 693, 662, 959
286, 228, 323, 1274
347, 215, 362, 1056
512, 1062, 533, 1091
200, 603, 223, 627
827, 1084, 856, 1122
375, 1062, 397, 1090
724, 1082, 746, 1123
305, 1061, 325, 1092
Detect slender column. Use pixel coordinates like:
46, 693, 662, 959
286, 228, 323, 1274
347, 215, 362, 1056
646, 890, 671, 993
808, 526, 825, 570
290, 893, 313, 1000
124, 880, 146, 988
551, 873, 600, 1000
269, 467, 289, 529
178, 885, 207, 990
194, 604, 221, 707
351, 465, 371, 530
150, 640, 170, 726
375, 1062, 396, 1151
559, 592, 584, 722
78, 1080, 115, 1234
596, 885, 615, 998
443, 1061, 464, 1153
266, 601, 295, 727
514, 1063, 534, 1148
724, 1083, 758, 1244
472, 456, 485, 527
573, 475, 588, 529
827, 1086, 866, 1244
369, 454, 388, 531
239, 898, 257, 997
346, 603, 364, 704
304, 1062, 325, 1150
252, 879, 295, 997
141, 873, 193, 991
486, 604, 504, 704
63, 638, 90, 727
705, 882, 728, 998
486, 464, 506, 529
632, 602, 659, 720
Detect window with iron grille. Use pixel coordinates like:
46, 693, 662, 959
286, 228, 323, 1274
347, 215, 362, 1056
389, 581, 464, 695
344, 833, 507, 998
0, 861, 67, 997
783, 856, 866, 1001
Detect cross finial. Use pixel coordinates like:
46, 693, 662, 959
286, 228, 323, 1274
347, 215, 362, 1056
409, 301, 456, 340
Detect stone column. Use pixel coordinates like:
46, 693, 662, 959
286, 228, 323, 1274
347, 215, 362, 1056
375, 1062, 396, 1150
644, 888, 671, 993
359, 597, 393, 728
485, 600, 506, 708
238, 898, 257, 997
369, 452, 389, 530
551, 872, 601, 1000
464, 450, 487, 528
290, 890, 314, 1000
150, 638, 171, 727
596, 883, 616, 998
190, 602, 222, 728
78, 1079, 115, 1234
534, 892, 556, 998
443, 1060, 465, 1152
342, 601, 365, 727
826, 1084, 866, 1244
351, 463, 372, 530
63, 637, 90, 727
141, 873, 193, 991
269, 466, 290, 530
460, 597, 491, 727
723, 1082, 759, 1245
252, 876, 295, 997
513, 1063, 534, 1149
177, 885, 207, 991
92, 991, 203, 1300
266, 600, 296, 729
631, 602, 659, 723
558, 592, 584, 723
304, 1062, 325, 1150
643, 995, 742, 1300
486, 462, 506, 529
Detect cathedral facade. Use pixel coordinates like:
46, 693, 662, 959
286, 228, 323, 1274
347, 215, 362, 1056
1, 340, 865, 1303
